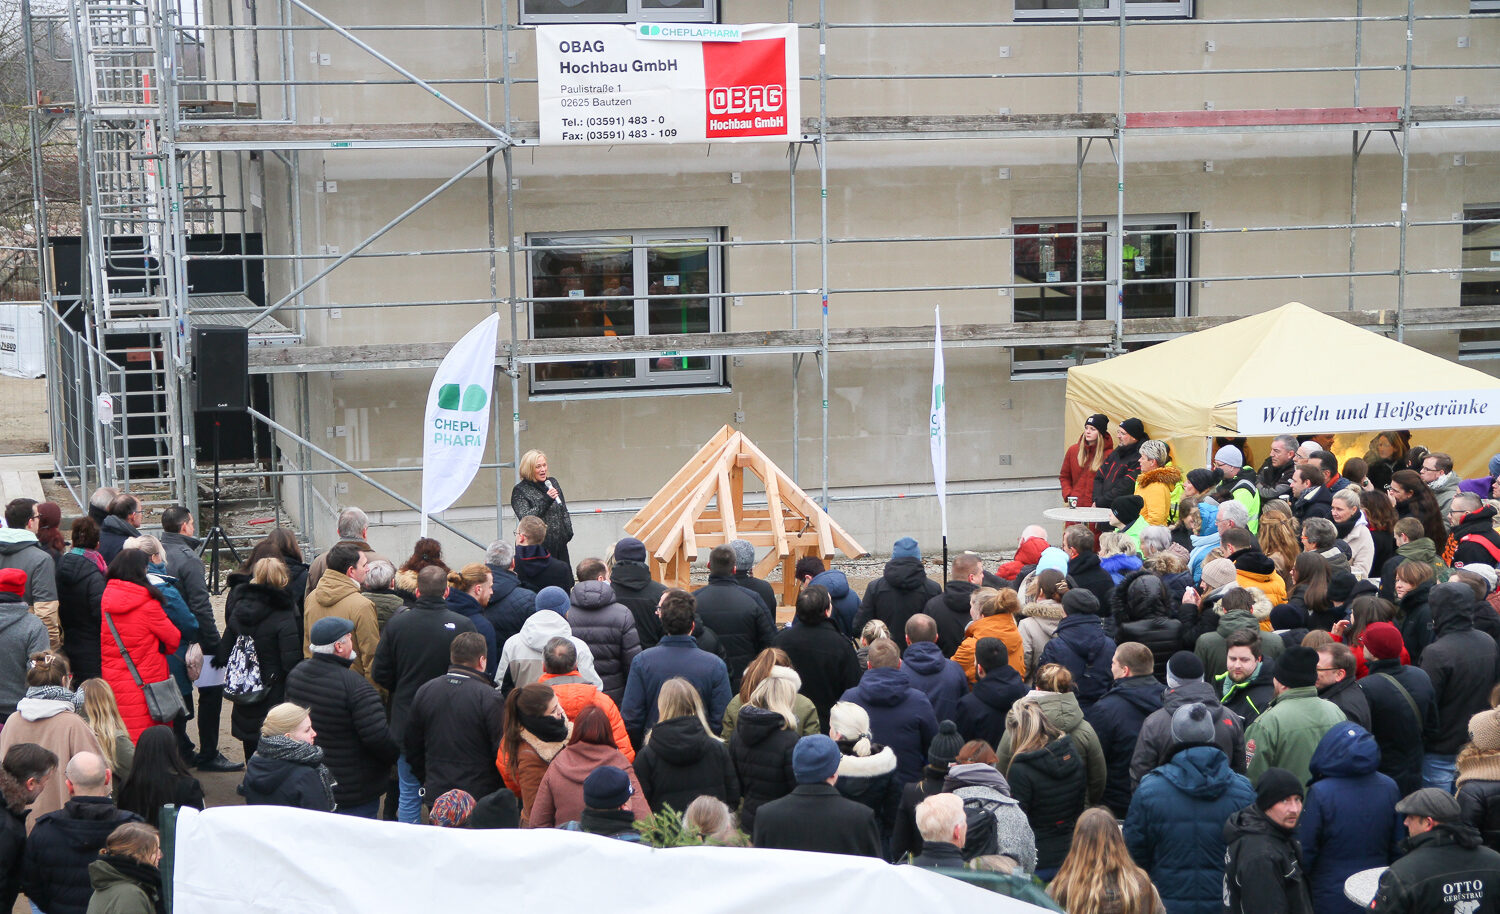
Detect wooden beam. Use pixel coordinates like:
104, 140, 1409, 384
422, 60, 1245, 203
1125, 107, 1400, 129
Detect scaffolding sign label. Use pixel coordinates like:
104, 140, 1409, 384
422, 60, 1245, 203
536, 24, 800, 146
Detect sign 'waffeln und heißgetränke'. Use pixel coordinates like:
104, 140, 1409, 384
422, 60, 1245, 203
1237, 389, 1500, 435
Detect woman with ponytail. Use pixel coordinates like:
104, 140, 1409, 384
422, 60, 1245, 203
0, 651, 101, 826
495, 683, 570, 825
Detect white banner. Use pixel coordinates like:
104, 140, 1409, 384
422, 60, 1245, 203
536, 23, 800, 146
421, 313, 500, 536
1237, 389, 1500, 435
930, 307, 948, 540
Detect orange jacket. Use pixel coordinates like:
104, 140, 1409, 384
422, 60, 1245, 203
1236, 569, 1288, 616
538, 671, 634, 762
952, 614, 1026, 683
496, 726, 570, 827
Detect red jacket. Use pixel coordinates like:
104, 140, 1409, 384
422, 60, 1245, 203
996, 536, 1049, 582
100, 580, 182, 740
1059, 441, 1110, 508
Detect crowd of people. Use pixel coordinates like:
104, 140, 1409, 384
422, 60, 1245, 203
4, 433, 1500, 911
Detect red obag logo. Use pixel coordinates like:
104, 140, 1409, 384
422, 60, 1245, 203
702, 38, 788, 139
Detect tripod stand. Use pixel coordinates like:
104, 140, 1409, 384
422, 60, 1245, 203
199, 416, 241, 595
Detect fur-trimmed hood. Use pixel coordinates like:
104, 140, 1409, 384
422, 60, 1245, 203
1248, 587, 1273, 622
768, 664, 803, 692
1138, 465, 1183, 489
519, 722, 572, 763
1020, 599, 1065, 621
835, 743, 898, 779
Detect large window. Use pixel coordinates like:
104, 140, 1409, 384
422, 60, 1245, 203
1010, 214, 1190, 377
520, 0, 715, 24
1014, 0, 1193, 20
1459, 206, 1500, 359
1475, 1, 1500, 13
527, 229, 725, 394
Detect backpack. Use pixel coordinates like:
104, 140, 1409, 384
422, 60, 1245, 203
223, 634, 270, 705
960, 795, 1002, 860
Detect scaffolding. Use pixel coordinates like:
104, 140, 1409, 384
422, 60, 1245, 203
20, 0, 1500, 550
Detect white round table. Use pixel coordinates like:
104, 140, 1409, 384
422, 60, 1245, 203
1042, 506, 1115, 524
1344, 866, 1387, 906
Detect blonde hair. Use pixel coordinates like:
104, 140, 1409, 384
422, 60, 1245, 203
748, 676, 797, 731
1258, 509, 1301, 574
1005, 701, 1064, 769
79, 679, 129, 773
260, 702, 311, 738
122, 535, 162, 559
1075, 428, 1108, 473
738, 647, 792, 705
684, 795, 746, 846
250, 556, 289, 589
1048, 808, 1160, 914
651, 678, 714, 742
971, 587, 999, 614
103, 822, 160, 865
518, 449, 548, 483
447, 562, 491, 593
1098, 532, 1137, 559
1033, 663, 1075, 694
981, 588, 1020, 617
859, 620, 890, 646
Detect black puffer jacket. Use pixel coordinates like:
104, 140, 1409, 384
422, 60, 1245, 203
1067, 551, 1116, 609
216, 578, 303, 744
1006, 735, 1088, 870
608, 561, 665, 648
0, 769, 30, 912
55, 551, 105, 680
20, 797, 141, 914
921, 580, 977, 657
1110, 569, 1186, 682
693, 576, 776, 690
238, 752, 332, 812
1397, 579, 1436, 666
483, 565, 536, 650
405, 665, 507, 803
565, 580, 641, 703
1222, 805, 1313, 914
1421, 583, 1498, 754
833, 738, 902, 840
728, 705, 798, 834
1093, 439, 1142, 512
854, 557, 940, 640
633, 714, 740, 814
1458, 751, 1500, 853
283, 653, 399, 808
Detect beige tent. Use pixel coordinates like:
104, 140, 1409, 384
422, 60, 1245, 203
1064, 302, 1500, 474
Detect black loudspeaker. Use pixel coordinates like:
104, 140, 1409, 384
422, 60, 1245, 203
193, 326, 249, 412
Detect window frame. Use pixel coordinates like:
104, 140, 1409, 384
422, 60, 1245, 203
525, 227, 727, 395
1473, 1, 1500, 14
1013, 0, 1194, 22
518, 0, 717, 25
1458, 204, 1500, 360
1009, 212, 1191, 379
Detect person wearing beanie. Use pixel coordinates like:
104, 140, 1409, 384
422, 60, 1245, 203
1130, 657, 1248, 790
606, 536, 667, 649
1300, 724, 1403, 914
428, 788, 476, 828
493, 585, 603, 696
1212, 445, 1265, 536
1244, 646, 1346, 787
0, 568, 46, 721
1371, 787, 1500, 913
1420, 581, 1498, 794
890, 719, 963, 863
851, 538, 940, 659
1223, 766, 1313, 914
1061, 414, 1114, 511
955, 638, 1027, 748
1093, 419, 1144, 517
561, 767, 643, 841
1184, 467, 1219, 500
725, 538, 777, 617
751, 734, 882, 858
1166, 650, 1204, 689
1038, 588, 1116, 709
1124, 702, 1255, 914
1110, 494, 1149, 547
1358, 620, 1439, 797
1457, 709, 1500, 853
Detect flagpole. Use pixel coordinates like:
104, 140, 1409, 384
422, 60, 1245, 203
931, 306, 948, 583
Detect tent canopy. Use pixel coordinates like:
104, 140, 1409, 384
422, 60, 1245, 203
1064, 302, 1500, 471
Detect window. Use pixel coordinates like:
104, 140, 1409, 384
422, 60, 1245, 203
1014, 0, 1192, 20
1474, 1, 1500, 13
527, 229, 725, 393
520, 0, 715, 24
1459, 206, 1500, 359
1010, 214, 1190, 378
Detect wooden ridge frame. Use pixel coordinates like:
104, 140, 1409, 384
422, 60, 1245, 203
624, 425, 867, 608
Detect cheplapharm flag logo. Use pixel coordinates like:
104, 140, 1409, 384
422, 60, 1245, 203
437, 383, 487, 413
639, 23, 743, 41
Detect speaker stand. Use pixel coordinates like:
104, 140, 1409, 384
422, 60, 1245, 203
200, 417, 241, 595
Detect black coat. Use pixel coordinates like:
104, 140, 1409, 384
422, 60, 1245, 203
510, 478, 573, 566
1067, 552, 1117, 610
1111, 569, 1186, 682
1318, 675, 1372, 730
955, 665, 1027, 748
773, 616, 862, 734
405, 665, 507, 803
1459, 771, 1500, 853
752, 783, 883, 857
1093, 439, 1142, 511
1451, 506, 1500, 567
1370, 824, 1500, 913
1223, 805, 1314, 914
922, 581, 977, 657
238, 753, 332, 812
0, 778, 23, 914
21, 797, 141, 914
1222, 661, 1277, 727
98, 516, 139, 565
216, 579, 303, 744
608, 561, 666, 649
1292, 486, 1335, 524
729, 705, 799, 834
1361, 658, 1440, 797
513, 546, 574, 594
1396, 579, 1436, 667
1084, 675, 1164, 818
284, 653, 399, 808
733, 570, 778, 617
1007, 735, 1088, 870
891, 767, 946, 862
855, 558, 941, 641
632, 715, 740, 814
55, 551, 105, 680
483, 565, 537, 650
1422, 584, 1499, 754
693, 576, 776, 690
370, 596, 476, 742
833, 740, 902, 841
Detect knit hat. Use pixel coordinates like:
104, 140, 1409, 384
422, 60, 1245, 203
1269, 605, 1305, 632
1086, 414, 1110, 434
1462, 564, 1498, 594
791, 735, 842, 784
1214, 445, 1244, 468
1061, 588, 1100, 617
1327, 571, 1359, 604
1255, 767, 1305, 812
828, 701, 870, 743
1166, 651, 1205, 688
1170, 702, 1217, 749
309, 616, 355, 647
891, 537, 921, 560
1490, 453, 1500, 478
429, 789, 476, 827
1396, 788, 1461, 823
927, 720, 964, 769
614, 537, 647, 563
728, 539, 755, 571
1361, 621, 1405, 661
1120, 417, 1146, 442
583, 766, 634, 809
1186, 468, 1218, 495
536, 585, 570, 615
1200, 559, 1238, 592
1112, 495, 1144, 528
1037, 547, 1069, 575
1470, 709, 1500, 752
1273, 646, 1319, 689
0, 568, 25, 596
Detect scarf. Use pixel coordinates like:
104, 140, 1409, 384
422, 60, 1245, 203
256, 735, 337, 809
1334, 513, 1364, 540
24, 684, 85, 713
70, 547, 107, 575
97, 852, 167, 914
519, 711, 569, 744
1457, 746, 1500, 788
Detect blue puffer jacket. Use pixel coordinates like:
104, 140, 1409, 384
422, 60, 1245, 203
899, 641, 969, 723
1037, 614, 1116, 708
839, 667, 938, 784
1299, 723, 1403, 914
810, 569, 859, 636
484, 564, 536, 650
1124, 744, 1255, 914
444, 589, 498, 677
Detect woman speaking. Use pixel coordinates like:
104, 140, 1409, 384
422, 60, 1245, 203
510, 449, 575, 566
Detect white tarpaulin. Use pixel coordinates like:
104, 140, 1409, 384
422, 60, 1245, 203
0, 303, 45, 379
1238, 389, 1500, 435
536, 23, 800, 146
170, 806, 1053, 912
